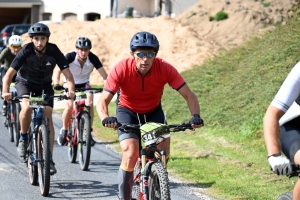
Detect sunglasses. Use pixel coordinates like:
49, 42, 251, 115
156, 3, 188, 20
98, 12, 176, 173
11, 45, 21, 49
134, 52, 156, 58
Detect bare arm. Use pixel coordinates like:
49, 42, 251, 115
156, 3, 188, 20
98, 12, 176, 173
178, 84, 200, 116
96, 91, 114, 121
97, 67, 108, 84
61, 68, 75, 99
53, 66, 62, 85
263, 105, 285, 156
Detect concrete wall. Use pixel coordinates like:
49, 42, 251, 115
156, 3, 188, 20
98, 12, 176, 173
40, 0, 111, 21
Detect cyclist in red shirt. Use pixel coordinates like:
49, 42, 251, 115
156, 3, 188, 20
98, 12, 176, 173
97, 31, 204, 200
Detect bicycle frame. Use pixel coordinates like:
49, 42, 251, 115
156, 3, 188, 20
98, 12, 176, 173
66, 93, 90, 146
28, 106, 48, 164
12, 93, 68, 197
118, 122, 193, 200
4, 85, 20, 145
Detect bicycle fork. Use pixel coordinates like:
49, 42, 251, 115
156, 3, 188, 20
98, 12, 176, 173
139, 149, 167, 200
29, 108, 45, 165
140, 149, 148, 200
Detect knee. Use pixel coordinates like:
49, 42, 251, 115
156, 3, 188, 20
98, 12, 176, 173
122, 147, 139, 164
85, 99, 93, 107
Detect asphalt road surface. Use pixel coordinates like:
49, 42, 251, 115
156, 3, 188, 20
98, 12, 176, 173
0, 101, 216, 200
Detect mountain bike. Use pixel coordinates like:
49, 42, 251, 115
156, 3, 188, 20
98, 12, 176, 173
117, 122, 194, 200
3, 83, 21, 146
58, 87, 103, 171
276, 164, 300, 200
11, 92, 68, 197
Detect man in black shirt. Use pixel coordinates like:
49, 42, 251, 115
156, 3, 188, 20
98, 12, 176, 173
2, 23, 76, 175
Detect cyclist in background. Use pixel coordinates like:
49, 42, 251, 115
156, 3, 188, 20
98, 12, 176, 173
0, 35, 23, 115
54, 37, 107, 146
263, 62, 300, 199
96, 31, 204, 200
2, 23, 75, 175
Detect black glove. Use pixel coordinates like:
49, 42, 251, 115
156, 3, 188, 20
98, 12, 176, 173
54, 84, 64, 90
102, 117, 118, 126
189, 114, 204, 126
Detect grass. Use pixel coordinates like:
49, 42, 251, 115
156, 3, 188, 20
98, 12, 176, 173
89, 9, 300, 200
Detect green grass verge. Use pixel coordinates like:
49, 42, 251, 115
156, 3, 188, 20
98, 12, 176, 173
90, 10, 300, 200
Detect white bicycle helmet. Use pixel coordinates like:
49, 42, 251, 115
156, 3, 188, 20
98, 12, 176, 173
9, 35, 22, 46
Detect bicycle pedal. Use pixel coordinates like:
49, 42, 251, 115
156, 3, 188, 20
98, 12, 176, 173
3, 120, 8, 127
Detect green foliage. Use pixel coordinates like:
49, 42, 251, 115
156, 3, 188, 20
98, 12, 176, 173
209, 16, 215, 21
215, 11, 228, 21
188, 11, 197, 18
260, 0, 271, 7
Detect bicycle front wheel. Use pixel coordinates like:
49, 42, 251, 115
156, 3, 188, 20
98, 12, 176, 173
27, 135, 38, 186
7, 102, 14, 142
78, 112, 91, 171
148, 161, 171, 200
37, 124, 50, 196
277, 192, 292, 200
13, 103, 21, 146
68, 117, 77, 163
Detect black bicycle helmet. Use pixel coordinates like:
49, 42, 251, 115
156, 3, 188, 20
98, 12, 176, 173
28, 23, 51, 37
76, 37, 92, 49
130, 31, 159, 52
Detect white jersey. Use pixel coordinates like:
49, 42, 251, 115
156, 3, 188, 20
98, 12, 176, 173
63, 51, 103, 84
271, 62, 300, 125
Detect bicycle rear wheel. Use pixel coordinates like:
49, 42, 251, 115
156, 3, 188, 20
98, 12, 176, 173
78, 112, 91, 171
148, 161, 171, 200
37, 124, 50, 196
13, 103, 21, 146
68, 117, 77, 163
277, 192, 292, 200
7, 102, 14, 142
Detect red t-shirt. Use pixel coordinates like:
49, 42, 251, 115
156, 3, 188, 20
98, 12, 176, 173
105, 57, 186, 113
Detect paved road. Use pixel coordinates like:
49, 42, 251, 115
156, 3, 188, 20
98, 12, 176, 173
0, 99, 216, 200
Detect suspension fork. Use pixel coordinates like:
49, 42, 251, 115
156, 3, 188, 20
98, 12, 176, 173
140, 149, 149, 199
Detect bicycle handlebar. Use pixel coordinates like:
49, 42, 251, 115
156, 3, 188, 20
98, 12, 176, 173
289, 164, 300, 178
117, 122, 193, 145
55, 86, 103, 94
117, 122, 193, 134
10, 94, 70, 103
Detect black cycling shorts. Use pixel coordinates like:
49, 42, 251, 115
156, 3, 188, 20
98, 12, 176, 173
280, 116, 300, 163
15, 79, 54, 108
117, 104, 166, 142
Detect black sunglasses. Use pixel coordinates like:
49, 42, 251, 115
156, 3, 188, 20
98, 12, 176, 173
134, 52, 156, 58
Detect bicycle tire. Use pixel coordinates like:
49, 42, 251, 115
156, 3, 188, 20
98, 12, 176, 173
13, 103, 21, 146
37, 124, 50, 196
78, 112, 91, 171
7, 102, 14, 142
68, 117, 78, 163
277, 192, 292, 200
148, 161, 171, 200
132, 160, 141, 200
27, 133, 38, 186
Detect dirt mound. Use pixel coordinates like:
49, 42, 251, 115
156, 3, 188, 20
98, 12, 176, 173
21, 0, 297, 85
